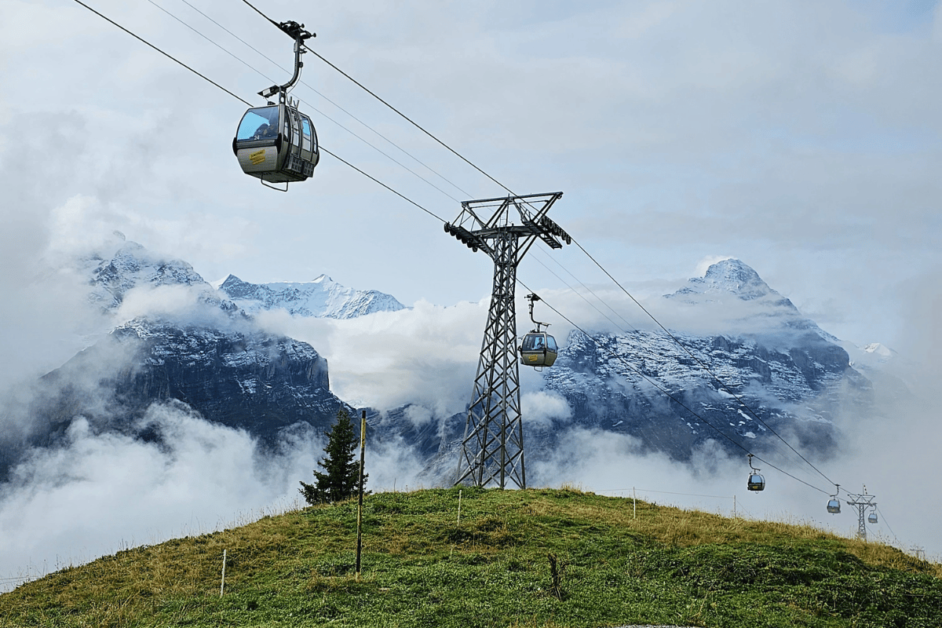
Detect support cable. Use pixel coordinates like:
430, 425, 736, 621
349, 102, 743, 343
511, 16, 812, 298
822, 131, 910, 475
528, 256, 627, 332
146, 0, 272, 83
240, 0, 279, 27
305, 47, 516, 197
535, 249, 639, 332
183, 0, 474, 199
73, 0, 444, 223
72, 0, 251, 106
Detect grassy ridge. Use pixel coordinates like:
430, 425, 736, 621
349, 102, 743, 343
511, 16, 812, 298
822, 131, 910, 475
1, 487, 940, 627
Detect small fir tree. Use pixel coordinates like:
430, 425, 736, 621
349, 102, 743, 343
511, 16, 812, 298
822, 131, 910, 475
299, 409, 368, 505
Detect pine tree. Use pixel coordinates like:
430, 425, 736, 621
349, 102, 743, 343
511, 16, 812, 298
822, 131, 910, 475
299, 409, 368, 505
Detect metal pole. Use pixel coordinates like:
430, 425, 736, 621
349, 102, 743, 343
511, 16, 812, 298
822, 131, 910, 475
633, 487, 636, 519
355, 410, 366, 580
733, 495, 737, 518
220, 549, 226, 597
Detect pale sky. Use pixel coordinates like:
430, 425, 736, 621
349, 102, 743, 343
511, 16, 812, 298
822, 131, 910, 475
3, 0, 940, 348
2, 0, 942, 576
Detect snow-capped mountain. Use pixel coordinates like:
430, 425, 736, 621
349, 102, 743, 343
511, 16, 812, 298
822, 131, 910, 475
6, 245, 884, 487
388, 259, 876, 484
666, 258, 837, 342
218, 274, 406, 319
669, 258, 781, 302
78, 239, 403, 322
15, 317, 351, 481
85, 241, 211, 310
0, 241, 406, 481
530, 259, 870, 463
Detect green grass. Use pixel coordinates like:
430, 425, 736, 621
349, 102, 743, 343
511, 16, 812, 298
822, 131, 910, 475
1, 487, 940, 627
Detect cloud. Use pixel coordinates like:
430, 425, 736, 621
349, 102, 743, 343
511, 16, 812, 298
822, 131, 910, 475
0, 400, 425, 590
402, 404, 434, 429
522, 390, 573, 429
114, 284, 233, 330
255, 299, 486, 416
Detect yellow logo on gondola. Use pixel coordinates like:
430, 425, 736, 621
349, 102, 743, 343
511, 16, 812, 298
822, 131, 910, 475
249, 149, 267, 165
528, 355, 538, 362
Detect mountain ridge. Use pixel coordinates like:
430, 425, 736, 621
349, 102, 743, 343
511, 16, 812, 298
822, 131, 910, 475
6, 246, 891, 488
218, 273, 407, 319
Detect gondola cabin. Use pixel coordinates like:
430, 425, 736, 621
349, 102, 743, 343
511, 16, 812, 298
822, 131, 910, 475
827, 498, 841, 514
233, 103, 319, 186
868, 512, 878, 524
520, 332, 557, 368
747, 472, 765, 492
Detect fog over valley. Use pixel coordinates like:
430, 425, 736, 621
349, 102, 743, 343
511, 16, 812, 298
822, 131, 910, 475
0, 235, 938, 589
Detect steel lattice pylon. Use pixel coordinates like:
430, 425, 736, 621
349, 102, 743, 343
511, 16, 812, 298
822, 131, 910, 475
846, 486, 877, 541
444, 192, 569, 489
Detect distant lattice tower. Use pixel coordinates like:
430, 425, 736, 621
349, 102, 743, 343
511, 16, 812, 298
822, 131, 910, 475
845, 485, 877, 541
444, 192, 570, 489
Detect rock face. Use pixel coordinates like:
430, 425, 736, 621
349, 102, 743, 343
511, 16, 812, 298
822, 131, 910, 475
28, 318, 349, 452
540, 328, 868, 460
416, 259, 874, 484
218, 274, 406, 319
2, 241, 403, 480
531, 259, 871, 463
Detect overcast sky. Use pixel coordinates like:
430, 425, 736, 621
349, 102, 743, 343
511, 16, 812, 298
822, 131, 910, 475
2, 0, 941, 579
3, 0, 940, 347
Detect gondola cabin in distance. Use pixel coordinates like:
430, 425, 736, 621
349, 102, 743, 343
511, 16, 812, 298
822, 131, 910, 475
520, 332, 558, 367
519, 293, 558, 368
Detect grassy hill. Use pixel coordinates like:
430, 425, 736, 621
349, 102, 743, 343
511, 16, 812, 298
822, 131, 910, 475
1, 487, 940, 627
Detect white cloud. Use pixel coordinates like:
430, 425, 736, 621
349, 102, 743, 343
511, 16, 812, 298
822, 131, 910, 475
0, 400, 425, 590
255, 299, 485, 415
521, 390, 573, 429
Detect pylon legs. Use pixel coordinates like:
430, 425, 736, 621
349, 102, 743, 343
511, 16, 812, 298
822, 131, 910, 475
455, 235, 525, 489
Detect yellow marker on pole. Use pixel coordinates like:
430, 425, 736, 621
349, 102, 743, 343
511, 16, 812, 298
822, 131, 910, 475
355, 410, 366, 580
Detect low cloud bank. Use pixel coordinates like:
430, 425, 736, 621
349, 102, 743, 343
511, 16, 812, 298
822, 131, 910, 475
256, 299, 487, 416
0, 400, 425, 591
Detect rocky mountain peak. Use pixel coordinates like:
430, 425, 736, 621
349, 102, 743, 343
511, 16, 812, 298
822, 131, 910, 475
218, 275, 406, 319
702, 258, 768, 294
670, 258, 775, 302
87, 241, 208, 309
